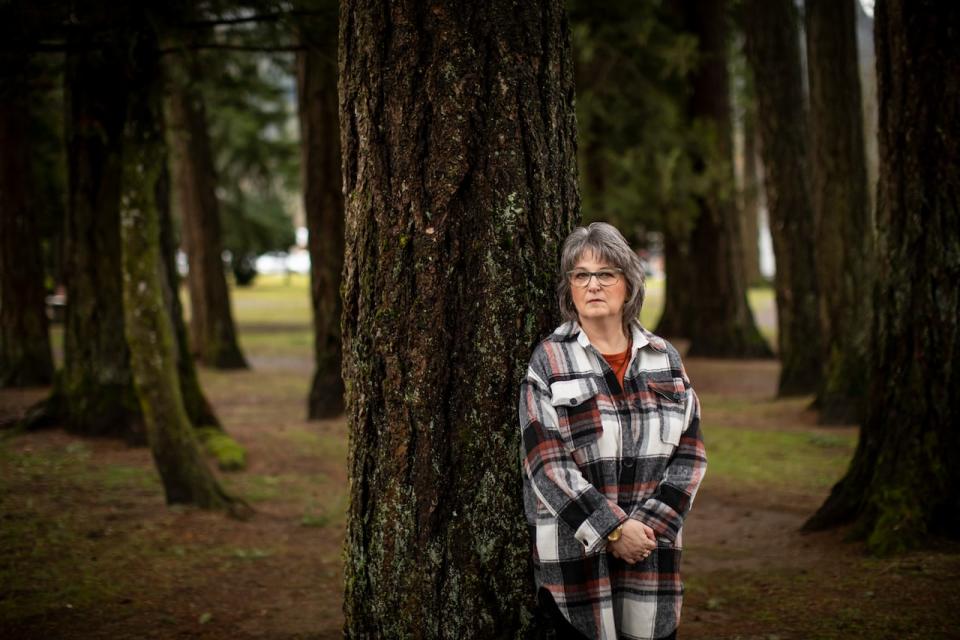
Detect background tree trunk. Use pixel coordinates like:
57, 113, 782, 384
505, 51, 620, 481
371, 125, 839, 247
657, 0, 771, 358
0, 53, 54, 388
120, 20, 235, 510
742, 0, 822, 394
156, 150, 222, 431
804, 0, 960, 553
806, 0, 874, 423
167, 51, 248, 370
340, 0, 578, 635
297, 18, 346, 420
740, 93, 762, 287
56, 30, 143, 438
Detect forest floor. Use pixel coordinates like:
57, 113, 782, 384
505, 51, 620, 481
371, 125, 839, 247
2, 275, 958, 639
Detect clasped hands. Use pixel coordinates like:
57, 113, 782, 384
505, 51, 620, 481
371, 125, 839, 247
608, 519, 656, 564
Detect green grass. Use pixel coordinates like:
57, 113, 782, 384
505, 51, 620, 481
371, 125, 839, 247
702, 425, 856, 493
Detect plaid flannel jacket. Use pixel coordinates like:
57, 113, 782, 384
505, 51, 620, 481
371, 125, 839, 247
519, 320, 706, 640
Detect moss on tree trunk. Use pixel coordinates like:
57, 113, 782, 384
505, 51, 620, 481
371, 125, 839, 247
55, 24, 143, 439
340, 0, 578, 635
804, 0, 960, 553
120, 22, 236, 510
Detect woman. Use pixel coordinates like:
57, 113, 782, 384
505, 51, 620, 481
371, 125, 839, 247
519, 222, 706, 640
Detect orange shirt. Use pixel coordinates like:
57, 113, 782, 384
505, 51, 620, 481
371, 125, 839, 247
601, 341, 631, 390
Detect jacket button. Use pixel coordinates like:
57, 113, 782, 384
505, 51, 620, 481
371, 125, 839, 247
569, 398, 579, 406
623, 458, 635, 468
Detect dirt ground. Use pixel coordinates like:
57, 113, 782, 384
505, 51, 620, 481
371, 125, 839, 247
2, 348, 958, 639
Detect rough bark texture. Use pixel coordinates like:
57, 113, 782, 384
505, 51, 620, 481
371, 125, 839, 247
340, 0, 578, 636
742, 0, 822, 394
297, 26, 346, 419
804, 0, 960, 553
120, 24, 233, 510
167, 52, 248, 370
657, 0, 771, 358
806, 0, 874, 423
58, 30, 143, 438
0, 53, 54, 388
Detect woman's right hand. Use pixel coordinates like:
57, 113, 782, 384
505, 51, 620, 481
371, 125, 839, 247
608, 519, 657, 563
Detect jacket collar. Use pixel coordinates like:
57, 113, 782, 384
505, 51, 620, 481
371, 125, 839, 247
549, 319, 666, 353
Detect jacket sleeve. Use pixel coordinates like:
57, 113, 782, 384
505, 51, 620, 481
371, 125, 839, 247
631, 385, 707, 544
519, 367, 626, 554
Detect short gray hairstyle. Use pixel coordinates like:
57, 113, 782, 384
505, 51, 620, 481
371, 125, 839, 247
557, 222, 646, 333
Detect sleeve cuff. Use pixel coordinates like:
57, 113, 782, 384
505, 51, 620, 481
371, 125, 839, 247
573, 500, 627, 553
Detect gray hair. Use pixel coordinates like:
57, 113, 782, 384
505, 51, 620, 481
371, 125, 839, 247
557, 222, 646, 333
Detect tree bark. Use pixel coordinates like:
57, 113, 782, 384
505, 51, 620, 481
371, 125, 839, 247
657, 0, 771, 358
804, 0, 960, 553
120, 20, 235, 510
742, 0, 822, 394
340, 0, 578, 635
0, 53, 54, 388
806, 0, 874, 423
55, 27, 143, 438
166, 50, 248, 370
297, 23, 346, 419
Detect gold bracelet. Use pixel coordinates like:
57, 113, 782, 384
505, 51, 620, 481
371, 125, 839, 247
607, 524, 624, 542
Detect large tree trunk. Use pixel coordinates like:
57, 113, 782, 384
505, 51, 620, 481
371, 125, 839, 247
297, 23, 345, 419
340, 0, 578, 635
657, 0, 771, 358
166, 52, 248, 370
804, 0, 960, 553
806, 0, 874, 423
120, 20, 236, 511
55, 30, 143, 439
0, 53, 54, 388
742, 0, 822, 395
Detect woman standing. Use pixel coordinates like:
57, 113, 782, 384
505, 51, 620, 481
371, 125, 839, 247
520, 222, 706, 640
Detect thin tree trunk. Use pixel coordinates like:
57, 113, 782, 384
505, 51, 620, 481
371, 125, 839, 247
806, 0, 874, 423
120, 21, 236, 511
741, 95, 762, 286
166, 52, 247, 370
742, 0, 821, 394
297, 24, 345, 419
0, 53, 54, 388
54, 29, 143, 439
658, 0, 771, 358
804, 0, 960, 553
156, 148, 222, 431
340, 0, 578, 635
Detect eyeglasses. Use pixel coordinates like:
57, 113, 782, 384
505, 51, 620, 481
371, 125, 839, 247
567, 268, 623, 288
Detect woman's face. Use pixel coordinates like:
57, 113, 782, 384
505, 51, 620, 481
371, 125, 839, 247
569, 251, 628, 325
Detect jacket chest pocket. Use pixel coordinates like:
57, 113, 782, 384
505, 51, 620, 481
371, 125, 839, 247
549, 378, 603, 451
646, 377, 688, 447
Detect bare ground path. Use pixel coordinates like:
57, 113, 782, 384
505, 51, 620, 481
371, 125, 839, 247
2, 312, 958, 639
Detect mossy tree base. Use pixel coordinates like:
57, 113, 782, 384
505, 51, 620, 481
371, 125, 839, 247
119, 18, 239, 513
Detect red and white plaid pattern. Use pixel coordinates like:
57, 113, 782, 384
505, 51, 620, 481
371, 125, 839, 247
520, 320, 706, 640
